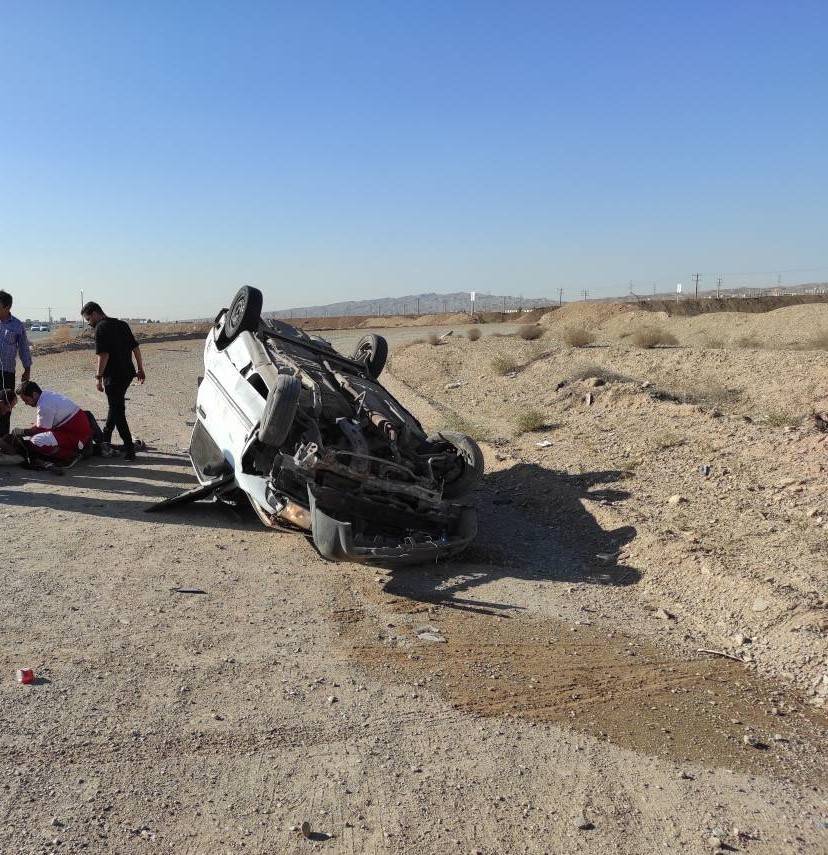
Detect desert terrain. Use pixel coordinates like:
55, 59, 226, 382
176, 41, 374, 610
1, 303, 826, 854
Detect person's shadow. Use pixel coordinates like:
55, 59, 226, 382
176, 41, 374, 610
0, 451, 257, 531
382, 463, 639, 615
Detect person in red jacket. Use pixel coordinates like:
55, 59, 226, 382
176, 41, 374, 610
14, 381, 93, 463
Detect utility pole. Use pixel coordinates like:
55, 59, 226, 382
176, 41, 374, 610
580, 289, 589, 301
558, 288, 563, 305
692, 272, 701, 299
417, 297, 420, 315
80, 290, 84, 316
716, 276, 722, 298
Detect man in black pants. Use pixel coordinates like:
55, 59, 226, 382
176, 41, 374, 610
0, 290, 33, 437
81, 301, 146, 460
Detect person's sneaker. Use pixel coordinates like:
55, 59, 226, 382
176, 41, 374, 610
100, 442, 116, 458
124, 448, 137, 461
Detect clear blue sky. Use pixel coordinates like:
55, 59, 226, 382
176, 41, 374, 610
1, 1, 826, 320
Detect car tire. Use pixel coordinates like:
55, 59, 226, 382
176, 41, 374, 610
352, 334, 388, 379
221, 286, 263, 345
429, 431, 484, 499
259, 374, 302, 447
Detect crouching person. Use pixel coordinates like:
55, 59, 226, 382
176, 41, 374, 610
15, 381, 93, 464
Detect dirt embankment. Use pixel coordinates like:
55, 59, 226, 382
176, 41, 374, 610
640, 294, 828, 317
539, 301, 828, 350
388, 332, 828, 706
32, 323, 213, 357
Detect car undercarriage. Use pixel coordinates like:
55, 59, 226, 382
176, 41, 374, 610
149, 287, 482, 565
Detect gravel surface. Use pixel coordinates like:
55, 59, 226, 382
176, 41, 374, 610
0, 335, 826, 854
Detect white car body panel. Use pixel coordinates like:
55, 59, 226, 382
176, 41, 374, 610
196, 330, 267, 475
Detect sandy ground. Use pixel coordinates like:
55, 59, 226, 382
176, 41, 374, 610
0, 334, 826, 855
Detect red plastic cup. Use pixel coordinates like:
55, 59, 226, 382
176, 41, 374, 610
16, 669, 34, 685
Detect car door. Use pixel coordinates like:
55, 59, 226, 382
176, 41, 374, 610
196, 333, 266, 470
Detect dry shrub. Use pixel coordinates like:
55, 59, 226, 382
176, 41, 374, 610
466, 327, 481, 341
764, 409, 800, 428
491, 355, 517, 375
699, 334, 725, 349
396, 338, 427, 352
442, 411, 491, 443
525, 340, 549, 360
803, 329, 828, 350
515, 409, 547, 434
733, 333, 761, 349
631, 327, 679, 349
427, 333, 441, 346
649, 431, 686, 451
654, 380, 742, 409
517, 324, 543, 341
562, 327, 595, 348
568, 366, 633, 385
46, 326, 75, 344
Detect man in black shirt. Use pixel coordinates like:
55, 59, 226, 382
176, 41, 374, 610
81, 301, 146, 460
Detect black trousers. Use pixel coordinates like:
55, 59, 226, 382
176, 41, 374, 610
0, 371, 14, 436
103, 377, 134, 450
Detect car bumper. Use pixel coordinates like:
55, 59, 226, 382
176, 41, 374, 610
308, 492, 477, 566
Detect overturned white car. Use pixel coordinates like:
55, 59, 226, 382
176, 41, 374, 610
151, 287, 482, 565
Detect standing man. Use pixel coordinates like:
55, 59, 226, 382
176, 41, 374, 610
81, 301, 145, 460
0, 290, 33, 437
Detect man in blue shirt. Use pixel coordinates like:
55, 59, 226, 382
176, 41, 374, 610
0, 290, 32, 437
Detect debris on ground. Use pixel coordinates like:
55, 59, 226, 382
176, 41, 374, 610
15, 668, 34, 684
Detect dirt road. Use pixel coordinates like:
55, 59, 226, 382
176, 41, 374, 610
0, 338, 825, 854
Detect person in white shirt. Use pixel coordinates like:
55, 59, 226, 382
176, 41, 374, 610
15, 381, 93, 463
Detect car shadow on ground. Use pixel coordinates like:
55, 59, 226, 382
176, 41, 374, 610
0, 452, 261, 530
381, 463, 640, 615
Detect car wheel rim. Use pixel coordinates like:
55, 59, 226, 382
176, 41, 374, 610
230, 295, 247, 327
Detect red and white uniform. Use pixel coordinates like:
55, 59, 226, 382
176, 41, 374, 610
23, 390, 93, 462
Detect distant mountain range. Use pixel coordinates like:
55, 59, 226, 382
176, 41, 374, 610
268, 282, 828, 318
182, 281, 828, 322
268, 291, 559, 319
